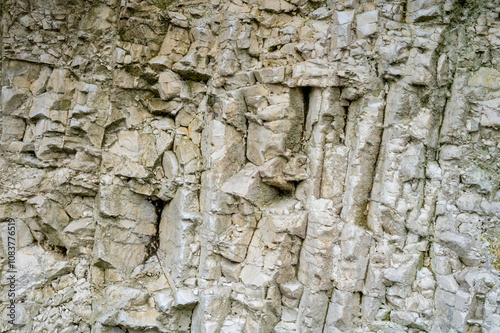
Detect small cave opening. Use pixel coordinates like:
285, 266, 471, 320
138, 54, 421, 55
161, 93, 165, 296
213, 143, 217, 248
147, 196, 167, 257
300, 86, 312, 116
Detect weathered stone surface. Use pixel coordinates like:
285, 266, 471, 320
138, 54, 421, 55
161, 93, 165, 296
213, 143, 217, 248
158, 187, 201, 285
2, 0, 500, 332
221, 163, 279, 207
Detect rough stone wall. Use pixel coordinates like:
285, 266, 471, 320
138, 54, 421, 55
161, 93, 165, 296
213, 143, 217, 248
1, 0, 500, 332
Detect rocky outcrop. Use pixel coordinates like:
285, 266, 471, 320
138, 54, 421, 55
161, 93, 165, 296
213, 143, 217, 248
1, 0, 500, 332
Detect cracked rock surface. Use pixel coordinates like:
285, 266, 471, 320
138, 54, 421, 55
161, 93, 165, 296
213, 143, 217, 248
1, 0, 500, 332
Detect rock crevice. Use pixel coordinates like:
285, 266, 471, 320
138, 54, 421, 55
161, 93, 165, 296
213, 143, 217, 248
1, 0, 500, 332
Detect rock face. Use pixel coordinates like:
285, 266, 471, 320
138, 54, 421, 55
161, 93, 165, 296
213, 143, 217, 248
1, 0, 500, 332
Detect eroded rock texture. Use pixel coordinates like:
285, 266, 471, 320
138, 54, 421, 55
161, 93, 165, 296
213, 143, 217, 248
1, 0, 500, 332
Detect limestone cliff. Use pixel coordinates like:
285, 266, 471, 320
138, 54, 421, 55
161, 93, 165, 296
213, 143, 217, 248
1, 0, 500, 332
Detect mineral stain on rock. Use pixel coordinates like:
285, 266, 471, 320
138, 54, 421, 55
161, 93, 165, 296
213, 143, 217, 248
1, 0, 500, 332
